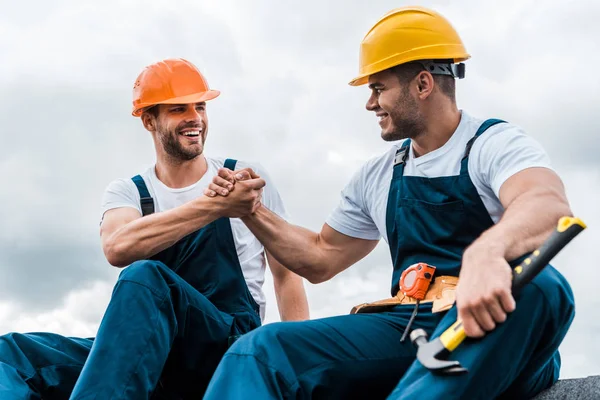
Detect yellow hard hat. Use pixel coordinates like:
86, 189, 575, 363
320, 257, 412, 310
349, 6, 470, 86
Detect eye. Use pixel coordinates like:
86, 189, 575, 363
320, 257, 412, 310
171, 107, 184, 113
196, 105, 206, 111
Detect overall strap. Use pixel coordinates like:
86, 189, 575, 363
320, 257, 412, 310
224, 158, 238, 170
393, 139, 411, 168
462, 119, 506, 160
131, 175, 155, 216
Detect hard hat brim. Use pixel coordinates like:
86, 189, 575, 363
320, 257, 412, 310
348, 75, 369, 86
132, 89, 221, 117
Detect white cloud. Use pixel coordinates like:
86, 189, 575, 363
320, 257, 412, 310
0, 0, 598, 383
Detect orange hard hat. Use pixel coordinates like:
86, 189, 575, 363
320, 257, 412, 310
131, 58, 220, 117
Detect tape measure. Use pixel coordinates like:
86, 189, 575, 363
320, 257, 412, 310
400, 263, 436, 300
399, 262, 436, 342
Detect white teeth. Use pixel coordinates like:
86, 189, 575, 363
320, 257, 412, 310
182, 130, 200, 136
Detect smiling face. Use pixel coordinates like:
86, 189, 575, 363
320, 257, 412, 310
365, 69, 426, 142
142, 102, 208, 161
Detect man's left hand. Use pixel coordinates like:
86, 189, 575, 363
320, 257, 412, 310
204, 168, 258, 197
455, 242, 516, 338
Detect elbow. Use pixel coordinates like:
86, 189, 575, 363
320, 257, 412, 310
103, 239, 130, 268
304, 267, 334, 285
306, 275, 326, 285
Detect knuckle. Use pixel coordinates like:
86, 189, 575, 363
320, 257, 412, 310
483, 295, 496, 305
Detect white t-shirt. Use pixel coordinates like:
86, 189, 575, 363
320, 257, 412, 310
326, 111, 553, 242
100, 157, 289, 321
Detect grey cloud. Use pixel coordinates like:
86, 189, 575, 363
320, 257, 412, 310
0, 0, 599, 379
0, 243, 112, 311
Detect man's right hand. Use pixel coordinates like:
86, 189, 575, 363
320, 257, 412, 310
205, 167, 265, 218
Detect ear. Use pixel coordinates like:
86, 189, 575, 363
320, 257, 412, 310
141, 112, 156, 132
415, 71, 435, 100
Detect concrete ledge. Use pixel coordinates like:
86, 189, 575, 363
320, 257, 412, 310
533, 376, 600, 399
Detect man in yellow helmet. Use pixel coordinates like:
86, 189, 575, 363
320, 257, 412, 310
0, 58, 309, 398
203, 6, 575, 399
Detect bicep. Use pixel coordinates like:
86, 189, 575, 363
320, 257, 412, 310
319, 223, 379, 276
498, 167, 567, 209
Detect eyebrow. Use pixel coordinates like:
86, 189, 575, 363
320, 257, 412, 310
169, 102, 206, 108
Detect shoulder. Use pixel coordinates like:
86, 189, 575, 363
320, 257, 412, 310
351, 146, 398, 188
470, 118, 546, 157
339, 146, 397, 212
104, 177, 137, 195
467, 117, 552, 194
103, 166, 156, 201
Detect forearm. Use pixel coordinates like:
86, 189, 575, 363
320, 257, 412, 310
274, 274, 310, 321
105, 197, 222, 267
471, 186, 572, 261
242, 206, 332, 283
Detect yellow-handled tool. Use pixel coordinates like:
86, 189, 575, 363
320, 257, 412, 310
410, 216, 587, 375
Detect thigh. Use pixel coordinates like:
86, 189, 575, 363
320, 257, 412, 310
155, 286, 243, 398
390, 267, 575, 400
229, 304, 443, 399
0, 332, 92, 399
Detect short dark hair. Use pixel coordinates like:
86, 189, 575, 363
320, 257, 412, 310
142, 105, 160, 118
390, 61, 456, 102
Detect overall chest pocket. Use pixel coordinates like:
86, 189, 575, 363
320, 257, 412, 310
396, 198, 466, 246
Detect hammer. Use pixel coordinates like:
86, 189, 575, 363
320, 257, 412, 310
411, 216, 587, 375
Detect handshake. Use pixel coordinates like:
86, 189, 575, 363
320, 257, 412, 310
204, 167, 265, 219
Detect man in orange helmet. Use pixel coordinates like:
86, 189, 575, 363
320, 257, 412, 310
0, 58, 309, 398
202, 6, 575, 400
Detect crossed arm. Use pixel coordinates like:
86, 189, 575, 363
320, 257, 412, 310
100, 176, 309, 321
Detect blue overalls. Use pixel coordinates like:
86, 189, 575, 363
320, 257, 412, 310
0, 159, 261, 399
203, 120, 575, 400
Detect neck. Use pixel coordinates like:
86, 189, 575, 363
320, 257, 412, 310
411, 102, 461, 158
154, 153, 208, 189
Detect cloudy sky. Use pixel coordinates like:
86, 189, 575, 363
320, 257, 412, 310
1, 0, 599, 380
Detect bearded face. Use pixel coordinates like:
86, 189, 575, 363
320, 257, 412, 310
149, 103, 208, 161
367, 70, 426, 142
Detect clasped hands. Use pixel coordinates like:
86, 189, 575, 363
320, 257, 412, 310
204, 167, 264, 218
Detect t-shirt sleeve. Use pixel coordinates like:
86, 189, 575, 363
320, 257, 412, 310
100, 178, 142, 223
470, 124, 554, 198
325, 164, 381, 240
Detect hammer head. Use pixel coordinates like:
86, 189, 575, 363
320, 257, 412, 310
410, 329, 467, 375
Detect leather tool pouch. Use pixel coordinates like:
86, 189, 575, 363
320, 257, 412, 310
350, 275, 458, 314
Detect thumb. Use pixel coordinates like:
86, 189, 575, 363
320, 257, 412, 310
245, 178, 266, 190
234, 171, 252, 181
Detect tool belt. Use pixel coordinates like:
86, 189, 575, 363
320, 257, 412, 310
350, 275, 458, 315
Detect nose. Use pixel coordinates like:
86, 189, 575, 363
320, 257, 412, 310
182, 105, 203, 123
366, 91, 379, 112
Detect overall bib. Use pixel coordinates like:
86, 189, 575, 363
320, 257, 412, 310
0, 159, 261, 399
203, 122, 575, 400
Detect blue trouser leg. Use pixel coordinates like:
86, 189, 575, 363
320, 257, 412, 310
70, 260, 241, 399
0, 333, 92, 399
205, 303, 444, 399
205, 267, 573, 400
0, 260, 244, 399
388, 266, 575, 400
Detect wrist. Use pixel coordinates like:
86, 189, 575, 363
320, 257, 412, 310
194, 195, 225, 220
242, 203, 264, 223
467, 230, 510, 259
